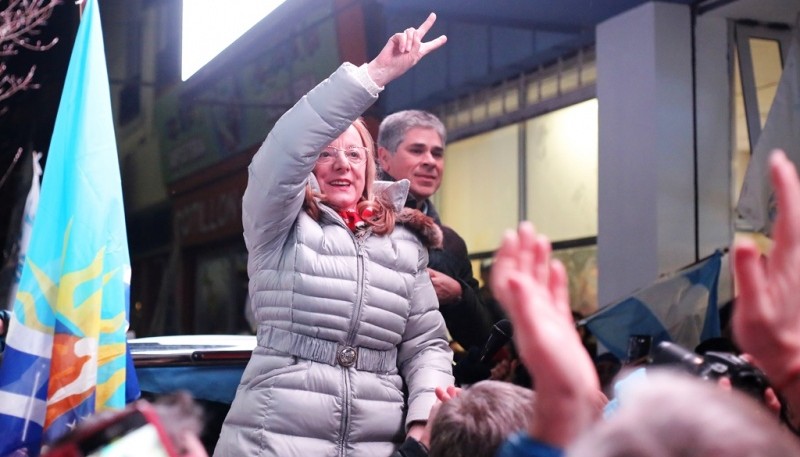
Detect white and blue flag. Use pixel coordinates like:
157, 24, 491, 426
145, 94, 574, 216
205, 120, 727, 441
582, 251, 722, 360
0, 1, 138, 453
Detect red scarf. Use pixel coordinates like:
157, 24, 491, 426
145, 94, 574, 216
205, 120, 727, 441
338, 208, 374, 232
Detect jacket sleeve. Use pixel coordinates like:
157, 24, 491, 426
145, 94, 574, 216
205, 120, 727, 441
397, 249, 455, 428
242, 63, 381, 270
389, 438, 429, 457
440, 277, 493, 350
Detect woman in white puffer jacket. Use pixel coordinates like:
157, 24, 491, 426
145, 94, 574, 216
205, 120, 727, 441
213, 13, 454, 457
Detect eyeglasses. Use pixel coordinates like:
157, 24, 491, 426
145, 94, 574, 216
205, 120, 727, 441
318, 146, 368, 165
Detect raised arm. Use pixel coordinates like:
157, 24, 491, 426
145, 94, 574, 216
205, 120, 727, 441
242, 13, 447, 265
733, 150, 800, 427
491, 222, 605, 448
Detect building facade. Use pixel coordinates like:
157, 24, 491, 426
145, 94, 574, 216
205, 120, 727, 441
103, 0, 798, 336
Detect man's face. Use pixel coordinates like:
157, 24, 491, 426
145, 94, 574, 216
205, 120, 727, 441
378, 127, 444, 200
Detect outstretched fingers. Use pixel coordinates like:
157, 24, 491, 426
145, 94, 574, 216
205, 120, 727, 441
415, 13, 447, 57
517, 221, 537, 276
491, 229, 521, 309
731, 241, 768, 341
435, 385, 461, 402
492, 222, 562, 330
416, 12, 437, 37
733, 241, 768, 311
504, 272, 542, 371
533, 233, 552, 285
549, 259, 572, 321
419, 34, 447, 57
367, 12, 446, 87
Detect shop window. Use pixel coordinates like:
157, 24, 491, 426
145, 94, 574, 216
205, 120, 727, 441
732, 22, 793, 247
440, 47, 595, 135
525, 99, 598, 243
193, 247, 250, 334
436, 124, 519, 254
732, 23, 791, 202
118, 79, 141, 125
434, 52, 599, 313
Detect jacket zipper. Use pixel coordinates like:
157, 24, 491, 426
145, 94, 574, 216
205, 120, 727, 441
346, 230, 367, 343
338, 366, 351, 457
341, 229, 368, 455
321, 208, 369, 456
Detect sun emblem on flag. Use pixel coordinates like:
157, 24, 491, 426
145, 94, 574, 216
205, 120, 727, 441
15, 222, 127, 429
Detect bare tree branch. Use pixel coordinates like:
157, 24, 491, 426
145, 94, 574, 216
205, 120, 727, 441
0, 0, 62, 104
0, 148, 23, 190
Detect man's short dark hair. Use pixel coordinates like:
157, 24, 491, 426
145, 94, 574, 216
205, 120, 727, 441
377, 110, 447, 155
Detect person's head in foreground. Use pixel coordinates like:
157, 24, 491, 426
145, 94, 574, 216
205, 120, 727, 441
44, 391, 207, 457
429, 380, 535, 457
566, 370, 800, 457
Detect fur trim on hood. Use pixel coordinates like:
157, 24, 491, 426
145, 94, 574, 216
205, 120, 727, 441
397, 207, 443, 249
370, 179, 442, 249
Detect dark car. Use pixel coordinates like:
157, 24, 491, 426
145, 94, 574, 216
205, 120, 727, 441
129, 334, 256, 454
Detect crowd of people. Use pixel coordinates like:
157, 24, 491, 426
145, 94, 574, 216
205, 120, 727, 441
4, 11, 800, 457
214, 11, 800, 457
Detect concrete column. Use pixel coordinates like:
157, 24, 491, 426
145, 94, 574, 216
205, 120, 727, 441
597, 2, 695, 305
695, 15, 734, 304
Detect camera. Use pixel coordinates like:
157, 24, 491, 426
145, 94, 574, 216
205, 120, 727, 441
651, 341, 771, 400
626, 334, 653, 366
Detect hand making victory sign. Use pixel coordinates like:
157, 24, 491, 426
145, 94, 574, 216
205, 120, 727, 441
367, 13, 447, 88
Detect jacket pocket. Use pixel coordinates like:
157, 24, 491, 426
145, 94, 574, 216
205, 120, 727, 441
239, 346, 304, 390
375, 372, 405, 403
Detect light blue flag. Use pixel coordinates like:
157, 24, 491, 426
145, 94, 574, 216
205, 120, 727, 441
0, 0, 137, 454
582, 251, 722, 361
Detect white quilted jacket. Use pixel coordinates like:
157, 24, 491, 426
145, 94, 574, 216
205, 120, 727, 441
213, 63, 454, 457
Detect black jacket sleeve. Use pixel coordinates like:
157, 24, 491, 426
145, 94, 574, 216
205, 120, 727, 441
428, 225, 493, 351
390, 438, 429, 457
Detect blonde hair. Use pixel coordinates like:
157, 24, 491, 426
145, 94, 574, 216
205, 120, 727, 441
303, 118, 396, 235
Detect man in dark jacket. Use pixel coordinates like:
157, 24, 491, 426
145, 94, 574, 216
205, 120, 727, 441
377, 110, 492, 353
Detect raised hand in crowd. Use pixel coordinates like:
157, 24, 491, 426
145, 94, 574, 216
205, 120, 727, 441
733, 149, 800, 428
490, 222, 607, 448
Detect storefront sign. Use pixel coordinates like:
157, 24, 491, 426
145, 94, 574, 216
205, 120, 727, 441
172, 171, 247, 246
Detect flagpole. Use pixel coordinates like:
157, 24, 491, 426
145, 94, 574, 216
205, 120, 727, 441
78, 0, 85, 18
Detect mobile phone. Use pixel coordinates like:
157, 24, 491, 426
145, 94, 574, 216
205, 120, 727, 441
44, 401, 179, 457
626, 334, 653, 365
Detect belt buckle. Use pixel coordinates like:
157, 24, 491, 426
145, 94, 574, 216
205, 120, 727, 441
337, 346, 358, 368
